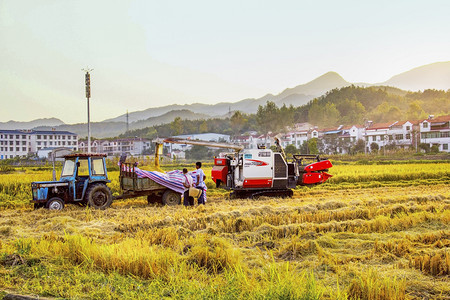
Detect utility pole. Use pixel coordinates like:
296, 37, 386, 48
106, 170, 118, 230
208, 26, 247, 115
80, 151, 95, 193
82, 67, 93, 153
126, 110, 129, 132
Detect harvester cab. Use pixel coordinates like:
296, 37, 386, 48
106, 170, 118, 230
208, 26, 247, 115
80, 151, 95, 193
31, 153, 112, 210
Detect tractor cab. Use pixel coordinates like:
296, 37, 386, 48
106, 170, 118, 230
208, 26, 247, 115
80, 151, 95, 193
31, 153, 112, 210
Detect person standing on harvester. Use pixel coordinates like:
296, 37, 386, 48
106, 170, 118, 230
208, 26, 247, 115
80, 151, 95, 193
195, 161, 206, 205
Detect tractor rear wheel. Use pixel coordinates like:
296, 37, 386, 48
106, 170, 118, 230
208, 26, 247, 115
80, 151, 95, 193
86, 184, 112, 210
46, 197, 65, 210
162, 190, 181, 206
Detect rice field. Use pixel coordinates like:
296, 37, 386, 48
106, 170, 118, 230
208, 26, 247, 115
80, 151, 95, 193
0, 161, 449, 299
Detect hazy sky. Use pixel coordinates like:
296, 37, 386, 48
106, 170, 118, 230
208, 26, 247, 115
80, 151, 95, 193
1, 0, 449, 123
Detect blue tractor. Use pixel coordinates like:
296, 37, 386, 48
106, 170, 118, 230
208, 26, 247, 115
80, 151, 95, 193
31, 153, 112, 210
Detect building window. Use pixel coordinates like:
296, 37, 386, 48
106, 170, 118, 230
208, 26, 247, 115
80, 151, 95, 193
22, 147, 26, 151
16, 147, 19, 151
423, 122, 428, 128
15, 141, 19, 145
10, 147, 13, 151
406, 134, 411, 140
62, 136, 65, 140
395, 134, 403, 140
22, 135, 26, 139
16, 135, 19, 139
406, 126, 411, 130
389, 135, 394, 141
443, 144, 449, 150
49, 136, 53, 140
442, 132, 449, 138
37, 135, 41, 139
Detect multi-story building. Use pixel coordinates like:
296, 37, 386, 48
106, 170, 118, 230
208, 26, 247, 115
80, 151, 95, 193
78, 138, 151, 156
419, 115, 450, 152
363, 121, 415, 152
0, 129, 78, 159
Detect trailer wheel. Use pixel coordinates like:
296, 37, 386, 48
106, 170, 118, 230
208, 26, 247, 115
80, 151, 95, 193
45, 197, 64, 210
86, 184, 113, 210
162, 190, 181, 206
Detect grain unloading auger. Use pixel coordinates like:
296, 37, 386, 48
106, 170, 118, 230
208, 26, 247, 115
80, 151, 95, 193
154, 137, 333, 199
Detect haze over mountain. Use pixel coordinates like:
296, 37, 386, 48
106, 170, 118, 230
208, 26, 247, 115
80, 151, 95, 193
34, 110, 209, 138
380, 61, 450, 91
105, 71, 351, 123
3, 61, 449, 138
0, 118, 64, 130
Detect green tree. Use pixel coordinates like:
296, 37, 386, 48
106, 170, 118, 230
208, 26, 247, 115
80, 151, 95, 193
199, 120, 208, 133
185, 145, 210, 160
170, 117, 183, 136
370, 142, 379, 152
256, 101, 280, 133
407, 101, 426, 120
284, 144, 298, 156
308, 138, 319, 154
230, 111, 247, 136
351, 139, 366, 154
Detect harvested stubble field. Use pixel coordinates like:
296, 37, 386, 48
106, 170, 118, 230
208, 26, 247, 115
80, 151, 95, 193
0, 162, 449, 299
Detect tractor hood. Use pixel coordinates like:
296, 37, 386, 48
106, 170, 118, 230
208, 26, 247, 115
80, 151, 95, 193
31, 181, 69, 189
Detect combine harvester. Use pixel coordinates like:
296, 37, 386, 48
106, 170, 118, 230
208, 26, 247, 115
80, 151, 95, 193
159, 138, 333, 198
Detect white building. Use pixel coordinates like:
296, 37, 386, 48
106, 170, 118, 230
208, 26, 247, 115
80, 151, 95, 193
78, 138, 151, 156
419, 115, 450, 152
0, 129, 78, 160
364, 121, 415, 152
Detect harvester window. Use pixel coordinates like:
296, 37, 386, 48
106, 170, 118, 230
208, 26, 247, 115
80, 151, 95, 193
77, 159, 89, 176
91, 158, 105, 175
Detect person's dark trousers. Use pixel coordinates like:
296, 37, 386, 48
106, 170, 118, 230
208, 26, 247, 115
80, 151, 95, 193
183, 190, 190, 206
183, 190, 195, 206
197, 186, 205, 205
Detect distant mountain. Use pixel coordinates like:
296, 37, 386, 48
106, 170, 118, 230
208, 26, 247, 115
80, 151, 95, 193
0, 118, 64, 130
381, 61, 450, 91
105, 71, 350, 123
129, 110, 210, 130
35, 110, 210, 138
277, 72, 350, 99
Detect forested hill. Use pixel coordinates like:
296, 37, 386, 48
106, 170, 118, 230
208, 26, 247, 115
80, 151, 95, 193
121, 86, 450, 139
294, 86, 450, 128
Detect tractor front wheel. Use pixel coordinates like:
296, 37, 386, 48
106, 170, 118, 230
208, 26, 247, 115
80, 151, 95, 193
86, 184, 113, 210
162, 190, 181, 206
46, 197, 65, 210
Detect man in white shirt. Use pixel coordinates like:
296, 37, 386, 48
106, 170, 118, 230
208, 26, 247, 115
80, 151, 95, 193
195, 161, 206, 205
182, 168, 194, 206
